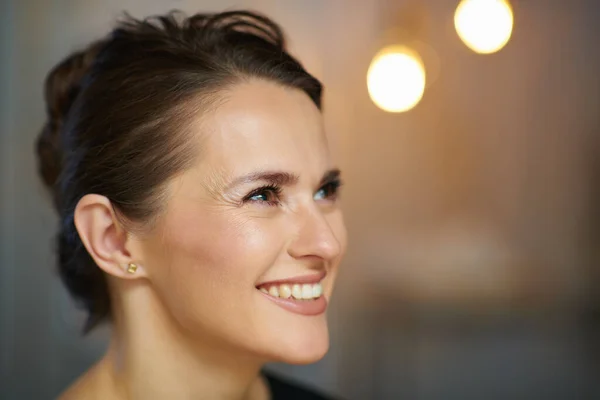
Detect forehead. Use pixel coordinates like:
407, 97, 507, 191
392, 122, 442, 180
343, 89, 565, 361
196, 80, 329, 175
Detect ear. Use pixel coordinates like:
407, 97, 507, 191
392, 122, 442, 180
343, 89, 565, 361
74, 194, 147, 279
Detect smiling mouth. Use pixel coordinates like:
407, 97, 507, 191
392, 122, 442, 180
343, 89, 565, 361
255, 272, 328, 315
257, 282, 323, 300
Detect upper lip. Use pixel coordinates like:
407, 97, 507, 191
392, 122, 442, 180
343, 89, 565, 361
256, 270, 326, 287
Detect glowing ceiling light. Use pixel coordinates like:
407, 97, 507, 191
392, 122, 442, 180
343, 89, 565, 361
454, 0, 514, 54
367, 45, 426, 113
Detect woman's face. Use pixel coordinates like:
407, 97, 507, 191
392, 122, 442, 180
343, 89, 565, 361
138, 80, 346, 364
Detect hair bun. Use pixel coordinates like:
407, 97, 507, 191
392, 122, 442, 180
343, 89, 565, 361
35, 40, 106, 194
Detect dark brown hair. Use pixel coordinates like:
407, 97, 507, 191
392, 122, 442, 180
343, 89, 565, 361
35, 10, 323, 333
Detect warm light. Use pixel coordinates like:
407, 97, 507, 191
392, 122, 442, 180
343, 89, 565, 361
454, 0, 514, 54
367, 46, 426, 113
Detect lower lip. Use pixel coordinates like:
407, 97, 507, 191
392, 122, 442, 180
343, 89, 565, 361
258, 290, 327, 316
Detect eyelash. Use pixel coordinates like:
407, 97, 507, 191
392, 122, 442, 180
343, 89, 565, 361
317, 179, 343, 201
244, 184, 283, 206
243, 179, 343, 206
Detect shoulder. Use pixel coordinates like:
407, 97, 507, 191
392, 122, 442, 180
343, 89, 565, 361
263, 371, 343, 400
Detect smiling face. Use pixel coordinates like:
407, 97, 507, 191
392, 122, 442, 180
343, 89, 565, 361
137, 79, 347, 364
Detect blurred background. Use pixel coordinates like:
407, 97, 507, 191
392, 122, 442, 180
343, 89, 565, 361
1, 0, 599, 399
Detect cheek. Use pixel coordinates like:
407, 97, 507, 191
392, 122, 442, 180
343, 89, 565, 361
324, 210, 347, 292
144, 205, 287, 326
335, 213, 348, 253
329, 210, 348, 258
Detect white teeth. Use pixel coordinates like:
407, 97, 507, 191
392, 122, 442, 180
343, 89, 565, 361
268, 286, 279, 297
260, 281, 323, 300
312, 283, 322, 298
279, 284, 292, 299
291, 284, 303, 299
301, 284, 313, 299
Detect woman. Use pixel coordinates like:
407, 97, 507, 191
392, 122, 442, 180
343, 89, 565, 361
36, 10, 347, 400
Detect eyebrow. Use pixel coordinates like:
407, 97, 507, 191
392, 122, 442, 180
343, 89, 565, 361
226, 168, 341, 190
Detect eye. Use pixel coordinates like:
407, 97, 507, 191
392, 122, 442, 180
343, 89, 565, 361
314, 179, 343, 201
243, 185, 282, 206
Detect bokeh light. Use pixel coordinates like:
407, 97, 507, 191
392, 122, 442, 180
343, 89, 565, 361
454, 0, 514, 54
367, 45, 426, 113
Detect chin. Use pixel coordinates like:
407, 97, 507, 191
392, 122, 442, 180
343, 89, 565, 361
265, 322, 330, 365
283, 345, 329, 365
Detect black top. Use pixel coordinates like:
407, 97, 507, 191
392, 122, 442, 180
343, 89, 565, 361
263, 371, 339, 400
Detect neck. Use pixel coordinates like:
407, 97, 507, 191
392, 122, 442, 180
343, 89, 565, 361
96, 283, 270, 400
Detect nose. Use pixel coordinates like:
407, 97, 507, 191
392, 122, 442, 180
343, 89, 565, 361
287, 205, 343, 262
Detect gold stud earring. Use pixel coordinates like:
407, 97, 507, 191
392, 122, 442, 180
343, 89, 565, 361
126, 263, 138, 274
